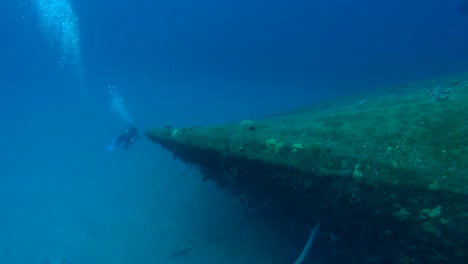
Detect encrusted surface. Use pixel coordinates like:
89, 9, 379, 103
146, 74, 468, 263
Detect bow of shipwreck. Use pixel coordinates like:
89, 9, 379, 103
146, 76, 468, 263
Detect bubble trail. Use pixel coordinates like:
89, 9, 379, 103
109, 86, 133, 125
35, 0, 84, 87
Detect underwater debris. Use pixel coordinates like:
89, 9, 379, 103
352, 164, 363, 179
292, 143, 303, 153
239, 120, 254, 126
419, 205, 442, 219
294, 222, 321, 264
239, 119, 256, 131
424, 87, 452, 102
449, 79, 468, 88
265, 139, 284, 153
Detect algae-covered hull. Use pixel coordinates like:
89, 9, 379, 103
146, 75, 468, 263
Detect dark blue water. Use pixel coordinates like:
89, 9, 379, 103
0, 0, 467, 263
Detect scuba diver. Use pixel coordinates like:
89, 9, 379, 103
107, 124, 140, 151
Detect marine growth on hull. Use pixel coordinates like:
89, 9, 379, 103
146, 73, 468, 264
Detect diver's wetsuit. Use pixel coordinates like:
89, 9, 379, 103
115, 125, 139, 150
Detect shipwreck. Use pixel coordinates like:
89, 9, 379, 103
146, 74, 468, 263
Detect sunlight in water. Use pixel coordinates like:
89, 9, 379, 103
109, 86, 134, 124
35, 0, 83, 83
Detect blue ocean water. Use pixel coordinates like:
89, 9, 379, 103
0, 0, 467, 263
